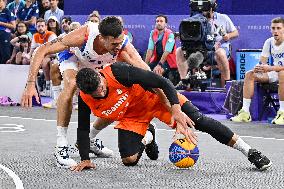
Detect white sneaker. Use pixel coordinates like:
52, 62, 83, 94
90, 139, 114, 157
54, 146, 77, 168
42, 99, 57, 109
67, 144, 80, 157
40, 89, 52, 97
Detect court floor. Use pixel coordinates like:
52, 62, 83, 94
0, 106, 283, 189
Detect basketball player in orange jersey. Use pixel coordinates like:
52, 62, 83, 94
72, 62, 272, 172
21, 16, 187, 168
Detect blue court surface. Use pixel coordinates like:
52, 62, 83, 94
0, 106, 283, 189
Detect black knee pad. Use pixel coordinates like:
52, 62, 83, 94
182, 102, 234, 145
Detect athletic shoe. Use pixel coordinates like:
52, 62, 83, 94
54, 146, 77, 168
248, 149, 272, 171
40, 88, 52, 97
90, 138, 113, 157
42, 99, 57, 109
230, 109, 252, 122
75, 139, 114, 158
67, 144, 80, 157
272, 111, 284, 125
145, 123, 159, 160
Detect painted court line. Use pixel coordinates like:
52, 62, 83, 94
1, 115, 284, 141
0, 164, 24, 189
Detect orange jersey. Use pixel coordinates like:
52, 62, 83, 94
80, 66, 188, 135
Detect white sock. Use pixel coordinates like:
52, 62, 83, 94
57, 126, 68, 147
242, 98, 251, 113
279, 101, 284, 112
142, 131, 153, 145
233, 137, 251, 157
52, 85, 61, 101
90, 126, 101, 140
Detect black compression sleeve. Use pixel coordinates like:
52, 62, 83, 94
78, 94, 91, 161
111, 62, 179, 105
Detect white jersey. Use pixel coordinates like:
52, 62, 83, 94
261, 37, 284, 66
74, 22, 128, 70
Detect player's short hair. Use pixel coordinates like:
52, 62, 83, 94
271, 17, 284, 25
76, 68, 100, 94
156, 14, 168, 23
98, 16, 123, 38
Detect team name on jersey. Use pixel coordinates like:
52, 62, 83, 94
101, 93, 129, 116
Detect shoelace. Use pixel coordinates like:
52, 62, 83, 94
58, 146, 69, 159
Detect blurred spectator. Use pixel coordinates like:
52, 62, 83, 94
11, 21, 32, 39
144, 14, 179, 85
6, 0, 25, 16
44, 0, 64, 24
7, 34, 31, 64
60, 16, 71, 35
70, 22, 81, 31
39, 0, 50, 18
0, 0, 16, 64
47, 15, 61, 36
30, 18, 57, 96
87, 10, 100, 23
117, 16, 133, 43
17, 0, 39, 34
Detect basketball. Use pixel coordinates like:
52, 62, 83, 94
169, 138, 199, 168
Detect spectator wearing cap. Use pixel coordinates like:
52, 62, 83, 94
44, 0, 63, 24
17, 0, 39, 34
6, 0, 25, 17
0, 0, 16, 64
47, 15, 61, 36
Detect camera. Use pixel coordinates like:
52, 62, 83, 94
177, 0, 217, 91
18, 35, 29, 43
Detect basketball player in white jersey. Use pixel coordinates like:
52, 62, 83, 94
21, 16, 154, 168
231, 17, 284, 125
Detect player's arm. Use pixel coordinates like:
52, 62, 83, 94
117, 42, 151, 71
112, 63, 195, 128
27, 26, 87, 82
71, 94, 96, 172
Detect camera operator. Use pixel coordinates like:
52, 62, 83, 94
176, 0, 239, 89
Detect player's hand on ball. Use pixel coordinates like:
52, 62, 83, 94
70, 160, 96, 172
175, 124, 198, 145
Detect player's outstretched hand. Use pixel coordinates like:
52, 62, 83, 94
172, 104, 195, 129
21, 82, 40, 108
175, 124, 198, 145
70, 160, 96, 172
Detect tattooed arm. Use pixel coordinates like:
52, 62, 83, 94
21, 25, 87, 107
27, 26, 87, 82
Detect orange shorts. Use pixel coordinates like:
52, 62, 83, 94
114, 93, 188, 136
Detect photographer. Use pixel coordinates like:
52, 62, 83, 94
176, 0, 239, 89
7, 34, 31, 65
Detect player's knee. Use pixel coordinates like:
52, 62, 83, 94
122, 156, 139, 166
215, 48, 227, 59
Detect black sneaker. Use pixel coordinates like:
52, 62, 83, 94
248, 149, 272, 171
145, 123, 159, 160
